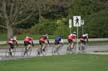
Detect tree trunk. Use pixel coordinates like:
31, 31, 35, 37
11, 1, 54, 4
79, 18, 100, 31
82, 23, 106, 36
7, 23, 14, 39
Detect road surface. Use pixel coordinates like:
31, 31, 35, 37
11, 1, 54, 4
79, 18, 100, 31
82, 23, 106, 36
0, 44, 108, 60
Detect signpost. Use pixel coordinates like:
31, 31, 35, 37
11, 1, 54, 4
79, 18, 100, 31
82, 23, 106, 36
69, 19, 72, 34
73, 16, 81, 53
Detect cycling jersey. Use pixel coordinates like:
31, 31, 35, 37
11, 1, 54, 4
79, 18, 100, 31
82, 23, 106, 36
39, 34, 49, 46
24, 36, 33, 43
39, 36, 47, 43
80, 35, 88, 45
55, 36, 61, 42
8, 37, 18, 49
67, 34, 76, 41
80, 36, 88, 42
55, 36, 62, 45
8, 38, 17, 44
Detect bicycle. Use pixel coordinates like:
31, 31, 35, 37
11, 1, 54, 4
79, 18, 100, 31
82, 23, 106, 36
23, 44, 32, 56
66, 43, 75, 54
79, 43, 86, 53
37, 43, 49, 56
52, 43, 63, 55
5, 45, 17, 57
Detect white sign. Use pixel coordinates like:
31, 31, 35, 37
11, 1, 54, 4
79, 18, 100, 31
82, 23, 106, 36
69, 19, 72, 28
73, 16, 81, 27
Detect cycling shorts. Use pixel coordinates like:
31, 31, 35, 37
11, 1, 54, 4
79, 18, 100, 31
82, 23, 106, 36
8, 43, 15, 49
55, 41, 60, 45
39, 41, 45, 45
68, 39, 74, 43
24, 41, 31, 46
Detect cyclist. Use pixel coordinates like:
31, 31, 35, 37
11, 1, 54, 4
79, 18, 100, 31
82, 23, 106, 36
39, 34, 49, 52
53, 35, 63, 54
55, 35, 63, 45
79, 33, 88, 51
7, 36, 18, 56
24, 35, 34, 55
67, 32, 76, 52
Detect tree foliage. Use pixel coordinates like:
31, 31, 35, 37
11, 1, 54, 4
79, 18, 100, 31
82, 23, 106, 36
0, 0, 108, 38
85, 9, 108, 38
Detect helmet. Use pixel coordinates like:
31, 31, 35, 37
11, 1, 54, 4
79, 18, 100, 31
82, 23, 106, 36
83, 33, 88, 36
73, 32, 76, 34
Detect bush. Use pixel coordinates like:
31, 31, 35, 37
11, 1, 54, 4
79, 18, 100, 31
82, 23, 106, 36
29, 20, 57, 35
85, 9, 108, 38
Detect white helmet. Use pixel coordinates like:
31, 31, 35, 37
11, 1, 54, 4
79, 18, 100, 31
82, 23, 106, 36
82, 33, 88, 37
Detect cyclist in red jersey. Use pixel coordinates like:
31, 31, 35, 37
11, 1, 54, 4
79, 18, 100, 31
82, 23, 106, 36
7, 36, 18, 56
24, 35, 34, 47
39, 34, 49, 51
67, 32, 76, 49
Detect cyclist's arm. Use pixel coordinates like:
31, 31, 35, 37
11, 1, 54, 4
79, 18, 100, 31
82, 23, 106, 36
31, 40, 34, 46
47, 39, 50, 44
16, 40, 18, 46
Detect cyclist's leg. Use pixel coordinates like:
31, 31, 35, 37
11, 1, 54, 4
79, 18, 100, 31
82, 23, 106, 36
42, 43, 47, 52
67, 40, 71, 51
37, 41, 43, 55
23, 42, 30, 56
66, 43, 71, 54
56, 43, 63, 54
54, 41, 59, 53
8, 44, 15, 56
79, 42, 85, 53
26, 44, 32, 56
82, 42, 86, 53
23, 46, 27, 56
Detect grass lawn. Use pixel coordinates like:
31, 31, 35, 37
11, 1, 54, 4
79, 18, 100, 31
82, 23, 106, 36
0, 54, 108, 71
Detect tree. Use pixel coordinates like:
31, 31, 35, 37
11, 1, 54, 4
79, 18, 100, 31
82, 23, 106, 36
0, 0, 36, 38
85, 9, 108, 38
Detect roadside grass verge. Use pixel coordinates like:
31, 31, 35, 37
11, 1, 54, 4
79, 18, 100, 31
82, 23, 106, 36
0, 54, 108, 71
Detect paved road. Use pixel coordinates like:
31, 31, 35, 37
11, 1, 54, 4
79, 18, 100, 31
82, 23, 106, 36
0, 45, 108, 60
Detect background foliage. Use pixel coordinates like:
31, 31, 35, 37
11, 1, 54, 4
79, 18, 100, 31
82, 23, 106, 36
0, 0, 108, 38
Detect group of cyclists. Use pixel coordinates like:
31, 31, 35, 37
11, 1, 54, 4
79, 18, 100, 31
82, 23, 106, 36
7, 32, 88, 56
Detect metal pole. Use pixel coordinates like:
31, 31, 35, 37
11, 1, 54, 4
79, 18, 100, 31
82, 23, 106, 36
82, 25, 84, 35
70, 28, 71, 34
76, 26, 79, 53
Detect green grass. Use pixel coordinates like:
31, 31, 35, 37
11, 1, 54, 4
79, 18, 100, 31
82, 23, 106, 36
0, 54, 108, 71
0, 34, 56, 40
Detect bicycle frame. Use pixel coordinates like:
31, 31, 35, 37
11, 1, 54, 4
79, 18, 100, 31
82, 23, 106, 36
37, 43, 48, 56
66, 42, 75, 54
52, 43, 63, 55
7, 45, 17, 57
79, 43, 86, 53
